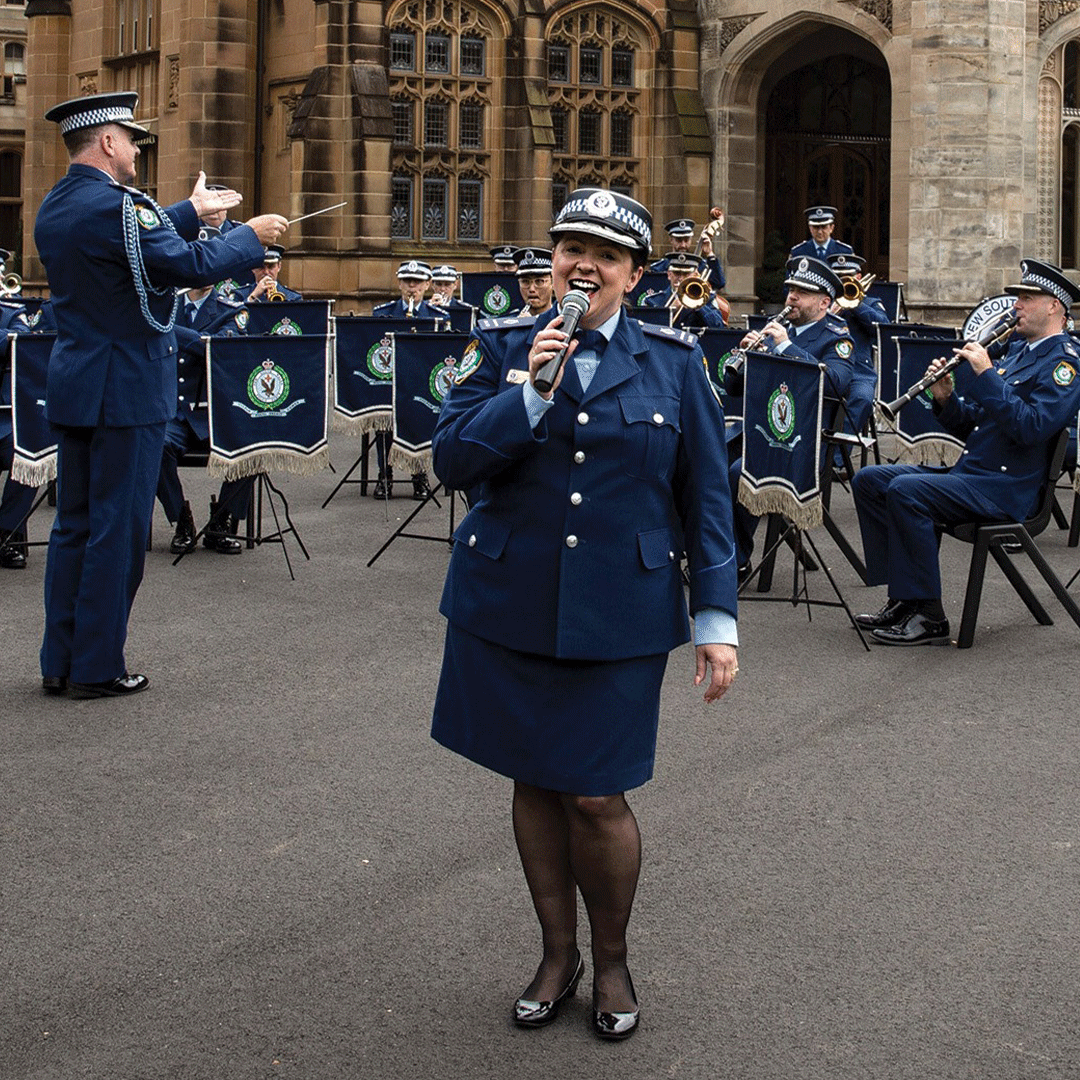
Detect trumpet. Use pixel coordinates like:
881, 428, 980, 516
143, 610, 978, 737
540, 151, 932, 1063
266, 283, 287, 301
878, 310, 1020, 421
0, 272, 21, 296
724, 305, 795, 373
406, 296, 417, 317
833, 272, 878, 311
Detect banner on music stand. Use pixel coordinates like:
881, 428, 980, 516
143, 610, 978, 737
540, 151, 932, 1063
242, 299, 333, 337
738, 351, 824, 529
207, 334, 331, 480
631, 271, 669, 307
388, 331, 470, 473
885, 338, 975, 465
10, 333, 57, 486
460, 273, 518, 318
331, 316, 438, 434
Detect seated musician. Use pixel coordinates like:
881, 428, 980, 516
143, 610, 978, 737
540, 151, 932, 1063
202, 182, 253, 297
429, 264, 473, 316
725, 257, 855, 578
511, 247, 553, 316
649, 218, 726, 292
641, 251, 726, 328
155, 269, 254, 555
0, 294, 33, 569
789, 206, 854, 262
489, 244, 517, 273
852, 259, 1080, 645
241, 245, 302, 302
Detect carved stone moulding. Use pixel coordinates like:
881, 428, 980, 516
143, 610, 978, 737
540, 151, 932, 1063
1041, 1, 1080, 35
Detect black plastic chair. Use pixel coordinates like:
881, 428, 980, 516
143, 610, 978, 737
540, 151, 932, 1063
943, 429, 1080, 648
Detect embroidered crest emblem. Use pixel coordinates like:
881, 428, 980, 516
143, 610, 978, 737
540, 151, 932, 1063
766, 382, 796, 443
1053, 361, 1076, 386
483, 284, 512, 316
430, 357, 457, 402
836, 340, 853, 359
135, 206, 160, 229
797, 258, 809, 273
247, 358, 290, 410
455, 339, 483, 384
27, 310, 41, 328
270, 317, 302, 337
366, 335, 394, 380
235, 309, 249, 331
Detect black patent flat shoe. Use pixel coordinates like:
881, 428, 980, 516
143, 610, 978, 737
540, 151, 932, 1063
855, 599, 915, 629
513, 951, 584, 1028
870, 611, 951, 646
69, 674, 150, 699
591, 973, 639, 1041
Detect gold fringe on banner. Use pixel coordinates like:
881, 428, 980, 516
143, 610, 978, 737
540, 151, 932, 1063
330, 411, 391, 435
207, 445, 331, 482
889, 437, 963, 467
738, 477, 822, 531
388, 444, 433, 475
11, 454, 56, 487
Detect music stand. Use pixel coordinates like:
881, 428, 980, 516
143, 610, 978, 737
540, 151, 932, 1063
367, 484, 470, 566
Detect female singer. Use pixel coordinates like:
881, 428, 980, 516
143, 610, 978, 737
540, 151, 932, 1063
431, 188, 739, 1040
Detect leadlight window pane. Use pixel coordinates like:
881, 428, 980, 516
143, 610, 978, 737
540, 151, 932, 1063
461, 36, 485, 77
390, 31, 416, 71
611, 112, 632, 157
424, 100, 448, 147
552, 183, 568, 220
426, 32, 450, 74
579, 112, 600, 155
0, 151, 20, 197
392, 101, 414, 146
422, 178, 448, 240
460, 102, 483, 149
551, 107, 568, 152
458, 179, 482, 240
548, 45, 569, 83
580, 46, 602, 85
392, 176, 413, 238
612, 48, 633, 87
611, 183, 633, 197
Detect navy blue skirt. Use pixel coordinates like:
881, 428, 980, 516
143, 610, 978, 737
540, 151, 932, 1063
431, 623, 668, 796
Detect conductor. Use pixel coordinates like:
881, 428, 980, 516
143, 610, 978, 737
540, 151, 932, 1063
35, 92, 288, 697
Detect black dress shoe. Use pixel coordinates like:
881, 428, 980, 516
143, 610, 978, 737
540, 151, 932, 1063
0, 529, 26, 569
513, 951, 584, 1028
855, 599, 915, 629
871, 610, 951, 647
204, 532, 242, 554
169, 501, 197, 555
42, 676, 68, 695
591, 973, 639, 1041
411, 472, 431, 501
372, 474, 393, 499
69, 674, 150, 699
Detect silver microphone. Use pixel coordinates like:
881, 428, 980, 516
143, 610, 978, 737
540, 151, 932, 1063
533, 290, 592, 394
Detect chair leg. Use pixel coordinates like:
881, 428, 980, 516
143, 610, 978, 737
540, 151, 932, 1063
988, 541, 1052, 625
956, 531, 993, 649
1069, 491, 1080, 548
1050, 489, 1069, 530
1016, 531, 1080, 630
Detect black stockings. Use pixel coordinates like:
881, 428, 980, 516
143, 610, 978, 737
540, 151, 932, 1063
512, 781, 640, 1012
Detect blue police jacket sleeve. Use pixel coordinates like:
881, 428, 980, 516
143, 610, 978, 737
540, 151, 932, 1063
847, 298, 889, 333
672, 347, 738, 620
965, 360, 1080, 445
433, 328, 547, 491
162, 199, 200, 240
136, 214, 266, 289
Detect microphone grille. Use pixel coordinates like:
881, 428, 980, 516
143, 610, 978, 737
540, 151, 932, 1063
559, 290, 591, 317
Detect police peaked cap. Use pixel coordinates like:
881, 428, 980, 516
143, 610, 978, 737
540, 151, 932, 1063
430, 264, 460, 282
397, 259, 433, 280
513, 247, 553, 276
663, 219, 695, 237
827, 253, 865, 277
46, 91, 152, 143
1005, 259, 1080, 308
550, 188, 652, 256
805, 205, 837, 225
784, 256, 843, 300
263, 244, 285, 264
665, 251, 707, 273
489, 245, 517, 264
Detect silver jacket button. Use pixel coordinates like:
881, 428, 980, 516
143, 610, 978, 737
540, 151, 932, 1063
668, 551, 675, 560
1000, 465, 1007, 472
574, 451, 585, 463
570, 492, 582, 505
468, 534, 477, 546
577, 412, 589, 425
653, 412, 664, 425
566, 535, 578, 548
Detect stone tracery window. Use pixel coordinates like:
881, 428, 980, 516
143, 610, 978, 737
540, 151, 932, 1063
386, 0, 497, 244
545, 6, 647, 198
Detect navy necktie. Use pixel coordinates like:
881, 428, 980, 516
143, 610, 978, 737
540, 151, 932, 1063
187, 302, 198, 326
576, 329, 607, 354
816, 245, 826, 259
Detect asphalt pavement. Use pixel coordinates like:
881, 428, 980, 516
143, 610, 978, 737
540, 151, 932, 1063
3, 434, 1079, 1080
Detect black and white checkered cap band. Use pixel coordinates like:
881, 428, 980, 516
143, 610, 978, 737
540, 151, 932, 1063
57, 106, 139, 135
1020, 272, 1072, 307
553, 195, 651, 251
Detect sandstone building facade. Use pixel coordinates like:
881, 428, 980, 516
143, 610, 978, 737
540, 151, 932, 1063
16, 0, 1080, 320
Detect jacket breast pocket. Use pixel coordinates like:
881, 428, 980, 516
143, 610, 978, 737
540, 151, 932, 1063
619, 394, 681, 479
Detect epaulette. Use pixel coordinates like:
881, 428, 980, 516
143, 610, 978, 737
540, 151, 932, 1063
1064, 340, 1078, 359
0, 299, 23, 309
477, 314, 536, 331
641, 323, 698, 348
372, 301, 395, 312
218, 295, 245, 308
825, 319, 850, 335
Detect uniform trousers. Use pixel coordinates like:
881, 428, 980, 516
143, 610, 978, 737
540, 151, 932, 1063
156, 419, 253, 524
41, 422, 165, 683
851, 464, 1015, 600
0, 431, 37, 536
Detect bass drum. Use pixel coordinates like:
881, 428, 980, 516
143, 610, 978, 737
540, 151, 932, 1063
962, 293, 1074, 339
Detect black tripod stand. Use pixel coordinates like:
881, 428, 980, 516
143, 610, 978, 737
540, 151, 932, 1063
367, 482, 469, 567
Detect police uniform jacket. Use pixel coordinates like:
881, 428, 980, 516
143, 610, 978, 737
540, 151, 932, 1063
373, 298, 446, 320
934, 333, 1080, 521
781, 314, 856, 397
171, 292, 248, 441
641, 288, 726, 328
839, 295, 889, 374
433, 308, 738, 662
33, 163, 266, 429
790, 238, 854, 260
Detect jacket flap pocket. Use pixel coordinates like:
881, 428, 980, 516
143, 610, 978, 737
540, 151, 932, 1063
454, 514, 511, 560
638, 526, 679, 570
619, 394, 680, 431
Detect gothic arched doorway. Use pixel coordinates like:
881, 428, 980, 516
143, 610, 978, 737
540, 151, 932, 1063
764, 49, 891, 279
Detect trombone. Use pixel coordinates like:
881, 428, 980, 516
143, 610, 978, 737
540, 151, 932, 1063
666, 275, 712, 327
0, 272, 21, 297
832, 272, 877, 311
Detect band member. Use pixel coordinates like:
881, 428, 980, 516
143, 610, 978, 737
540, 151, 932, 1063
35, 90, 287, 698
512, 247, 554, 316
641, 251, 726, 328
0, 298, 33, 568
431, 187, 738, 1043
827, 252, 888, 438
202, 182, 253, 296
241, 245, 302, 302
852, 259, 1080, 645
789, 206, 854, 262
489, 244, 517, 272
725, 257, 856, 574
429, 264, 473, 316
648, 218, 726, 291
371, 260, 439, 498
155, 265, 254, 555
